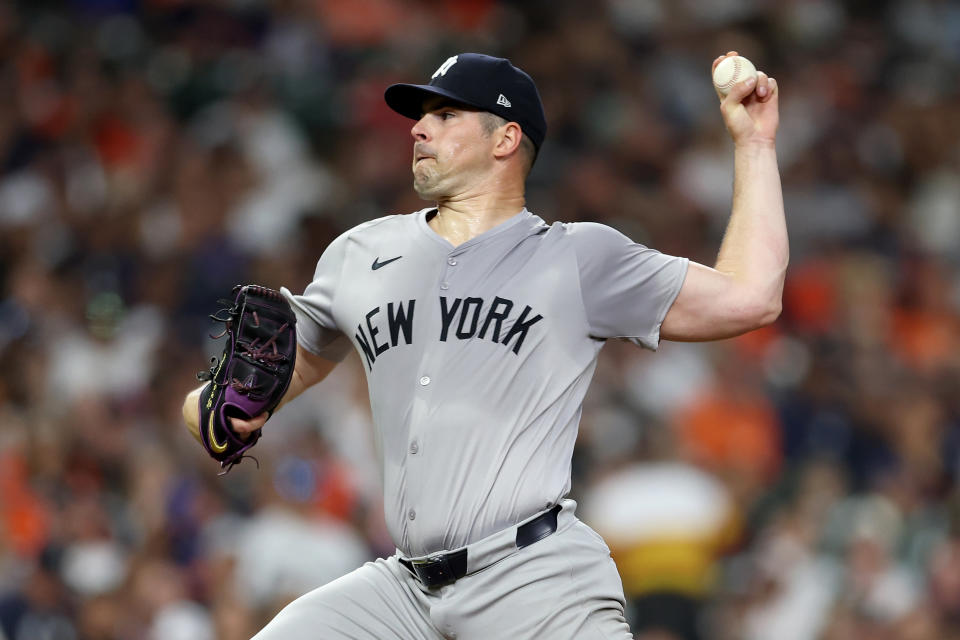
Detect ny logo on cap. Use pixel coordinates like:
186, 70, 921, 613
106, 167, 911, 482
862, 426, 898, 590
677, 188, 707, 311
432, 56, 459, 79
497, 94, 511, 108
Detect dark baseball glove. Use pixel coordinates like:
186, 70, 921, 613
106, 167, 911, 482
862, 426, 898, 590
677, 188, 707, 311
197, 285, 297, 473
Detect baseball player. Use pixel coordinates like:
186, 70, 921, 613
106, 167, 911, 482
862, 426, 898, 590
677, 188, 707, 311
183, 50, 784, 638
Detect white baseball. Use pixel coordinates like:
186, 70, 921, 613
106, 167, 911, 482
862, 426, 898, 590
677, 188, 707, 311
712, 55, 757, 96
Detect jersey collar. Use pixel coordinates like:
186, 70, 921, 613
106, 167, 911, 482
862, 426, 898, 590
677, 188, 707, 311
416, 207, 540, 253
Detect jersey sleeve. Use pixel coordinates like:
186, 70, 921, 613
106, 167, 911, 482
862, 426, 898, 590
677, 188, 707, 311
568, 222, 689, 350
280, 231, 353, 362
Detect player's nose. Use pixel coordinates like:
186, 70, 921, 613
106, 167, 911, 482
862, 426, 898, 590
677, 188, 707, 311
411, 116, 429, 141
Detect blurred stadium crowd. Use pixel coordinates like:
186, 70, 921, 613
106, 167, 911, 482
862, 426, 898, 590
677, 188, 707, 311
1, 0, 960, 638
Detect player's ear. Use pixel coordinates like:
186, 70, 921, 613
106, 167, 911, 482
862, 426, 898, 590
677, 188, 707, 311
492, 122, 523, 160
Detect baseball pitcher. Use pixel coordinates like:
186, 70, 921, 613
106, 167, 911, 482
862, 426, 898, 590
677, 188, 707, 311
183, 50, 785, 638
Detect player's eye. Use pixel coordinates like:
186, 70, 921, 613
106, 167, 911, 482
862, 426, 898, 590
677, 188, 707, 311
440, 111, 456, 120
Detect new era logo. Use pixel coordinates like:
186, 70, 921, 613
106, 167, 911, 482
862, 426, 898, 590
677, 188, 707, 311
497, 94, 511, 108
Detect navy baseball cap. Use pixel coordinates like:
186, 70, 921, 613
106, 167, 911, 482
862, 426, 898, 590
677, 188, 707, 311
385, 53, 547, 150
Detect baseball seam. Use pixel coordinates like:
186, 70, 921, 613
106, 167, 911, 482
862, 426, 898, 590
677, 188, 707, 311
717, 57, 741, 91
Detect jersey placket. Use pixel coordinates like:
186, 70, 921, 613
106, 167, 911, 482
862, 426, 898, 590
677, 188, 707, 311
392, 248, 463, 544
400, 246, 467, 550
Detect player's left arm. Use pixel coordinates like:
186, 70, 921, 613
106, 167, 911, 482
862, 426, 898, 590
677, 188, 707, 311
660, 52, 787, 342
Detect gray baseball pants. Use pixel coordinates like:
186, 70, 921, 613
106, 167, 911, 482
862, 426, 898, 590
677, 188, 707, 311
252, 500, 632, 639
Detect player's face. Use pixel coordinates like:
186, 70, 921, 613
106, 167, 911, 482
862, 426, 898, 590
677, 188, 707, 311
410, 98, 496, 200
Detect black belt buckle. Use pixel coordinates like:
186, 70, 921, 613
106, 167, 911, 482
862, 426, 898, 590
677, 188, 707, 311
411, 554, 456, 588
404, 548, 468, 588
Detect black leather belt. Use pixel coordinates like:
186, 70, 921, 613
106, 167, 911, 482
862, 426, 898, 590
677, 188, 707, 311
399, 504, 562, 589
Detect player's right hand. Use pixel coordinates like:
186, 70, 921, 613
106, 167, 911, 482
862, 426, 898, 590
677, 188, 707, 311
712, 51, 778, 148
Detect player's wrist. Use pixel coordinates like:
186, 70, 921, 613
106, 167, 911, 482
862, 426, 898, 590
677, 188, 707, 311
733, 137, 776, 153
182, 387, 203, 443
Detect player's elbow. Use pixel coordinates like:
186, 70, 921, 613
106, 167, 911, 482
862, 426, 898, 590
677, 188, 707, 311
726, 288, 781, 333
731, 274, 784, 331
757, 298, 782, 327
743, 295, 782, 330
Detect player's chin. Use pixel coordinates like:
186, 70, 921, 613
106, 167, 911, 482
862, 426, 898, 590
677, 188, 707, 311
412, 176, 442, 200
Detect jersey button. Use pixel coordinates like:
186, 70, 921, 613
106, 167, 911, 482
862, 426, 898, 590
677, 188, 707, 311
440, 282, 449, 290
419, 376, 431, 386
409, 441, 419, 454
408, 509, 416, 520
447, 258, 457, 266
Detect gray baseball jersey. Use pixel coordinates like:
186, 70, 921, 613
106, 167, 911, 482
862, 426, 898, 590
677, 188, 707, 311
281, 207, 687, 558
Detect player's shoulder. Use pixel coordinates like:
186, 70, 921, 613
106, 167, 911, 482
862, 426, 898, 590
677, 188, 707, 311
326, 209, 425, 249
547, 220, 635, 247
538, 220, 652, 268
341, 210, 421, 238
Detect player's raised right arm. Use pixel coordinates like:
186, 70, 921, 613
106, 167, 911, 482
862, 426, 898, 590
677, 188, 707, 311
181, 344, 339, 442
660, 52, 786, 342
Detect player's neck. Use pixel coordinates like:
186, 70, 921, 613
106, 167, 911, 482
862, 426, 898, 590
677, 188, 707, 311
431, 193, 526, 247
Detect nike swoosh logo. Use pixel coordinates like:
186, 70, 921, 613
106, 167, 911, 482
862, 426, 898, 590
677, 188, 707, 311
372, 256, 402, 270
208, 406, 228, 453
